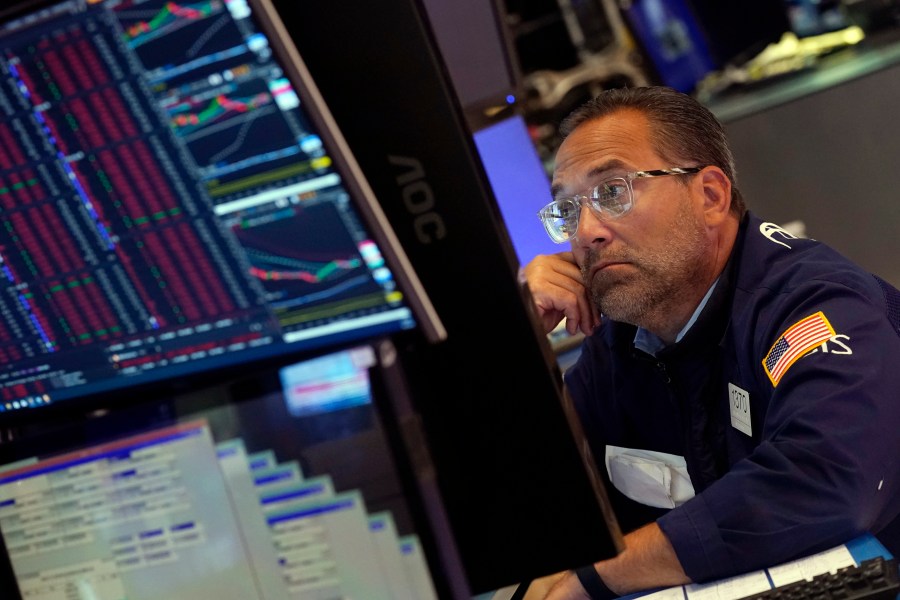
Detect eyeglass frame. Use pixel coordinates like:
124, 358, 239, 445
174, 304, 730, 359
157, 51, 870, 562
537, 166, 705, 243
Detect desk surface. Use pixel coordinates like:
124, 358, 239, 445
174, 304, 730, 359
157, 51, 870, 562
474, 535, 894, 600
703, 30, 900, 122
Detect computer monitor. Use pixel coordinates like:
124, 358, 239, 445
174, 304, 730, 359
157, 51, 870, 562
273, 0, 624, 593
0, 0, 443, 420
0, 0, 455, 596
418, 0, 522, 129
0, 0, 625, 596
0, 341, 450, 600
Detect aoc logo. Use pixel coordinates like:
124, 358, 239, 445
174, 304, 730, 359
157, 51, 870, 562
760, 222, 800, 249
388, 155, 446, 244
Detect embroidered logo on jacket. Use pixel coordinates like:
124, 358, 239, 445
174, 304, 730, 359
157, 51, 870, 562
760, 222, 801, 249
762, 311, 835, 387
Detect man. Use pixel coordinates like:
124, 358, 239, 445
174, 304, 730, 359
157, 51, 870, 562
521, 86, 900, 599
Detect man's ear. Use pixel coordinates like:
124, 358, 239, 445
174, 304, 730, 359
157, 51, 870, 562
696, 166, 732, 226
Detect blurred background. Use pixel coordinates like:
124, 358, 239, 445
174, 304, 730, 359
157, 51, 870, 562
420, 0, 900, 290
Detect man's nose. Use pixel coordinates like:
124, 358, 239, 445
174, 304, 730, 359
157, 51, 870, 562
573, 203, 611, 246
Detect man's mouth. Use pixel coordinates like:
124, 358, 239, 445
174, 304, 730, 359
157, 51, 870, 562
591, 261, 626, 277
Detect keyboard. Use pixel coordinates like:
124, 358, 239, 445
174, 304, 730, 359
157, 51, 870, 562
738, 556, 899, 600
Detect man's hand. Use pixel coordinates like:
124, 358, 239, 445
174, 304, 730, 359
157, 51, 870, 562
522, 252, 600, 336
522, 571, 588, 600
522, 569, 604, 600
523, 523, 690, 599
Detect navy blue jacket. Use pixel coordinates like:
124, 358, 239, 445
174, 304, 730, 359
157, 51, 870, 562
565, 212, 900, 582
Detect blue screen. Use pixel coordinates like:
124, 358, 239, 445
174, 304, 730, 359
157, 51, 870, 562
473, 114, 561, 267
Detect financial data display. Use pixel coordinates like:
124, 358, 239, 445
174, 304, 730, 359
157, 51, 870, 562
0, 0, 418, 413
0, 418, 438, 599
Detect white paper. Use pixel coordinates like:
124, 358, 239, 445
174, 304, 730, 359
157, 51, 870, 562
640, 586, 689, 599
684, 570, 771, 599
767, 544, 856, 587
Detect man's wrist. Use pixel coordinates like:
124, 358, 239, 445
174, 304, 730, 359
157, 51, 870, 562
574, 565, 617, 600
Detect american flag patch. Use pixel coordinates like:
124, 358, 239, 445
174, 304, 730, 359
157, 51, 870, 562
762, 311, 835, 387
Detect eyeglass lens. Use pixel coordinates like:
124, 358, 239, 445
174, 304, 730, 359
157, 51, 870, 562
540, 178, 633, 242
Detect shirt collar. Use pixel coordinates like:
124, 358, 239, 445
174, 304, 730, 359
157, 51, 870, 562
633, 278, 720, 356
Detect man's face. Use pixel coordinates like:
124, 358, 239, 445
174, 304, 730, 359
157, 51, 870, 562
551, 110, 712, 329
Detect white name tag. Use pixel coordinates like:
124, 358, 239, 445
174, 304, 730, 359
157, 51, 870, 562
729, 383, 752, 436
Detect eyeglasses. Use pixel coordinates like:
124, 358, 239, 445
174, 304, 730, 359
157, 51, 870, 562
537, 167, 704, 243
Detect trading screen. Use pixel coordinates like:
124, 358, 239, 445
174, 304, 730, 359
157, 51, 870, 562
0, 0, 419, 413
0, 416, 439, 599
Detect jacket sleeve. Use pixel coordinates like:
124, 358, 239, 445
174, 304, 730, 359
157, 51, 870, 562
658, 275, 900, 582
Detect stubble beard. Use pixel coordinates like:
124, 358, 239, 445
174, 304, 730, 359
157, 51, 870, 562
581, 203, 710, 330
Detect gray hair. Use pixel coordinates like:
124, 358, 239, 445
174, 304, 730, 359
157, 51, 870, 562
559, 86, 746, 216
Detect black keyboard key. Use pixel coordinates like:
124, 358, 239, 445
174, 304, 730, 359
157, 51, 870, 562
736, 556, 899, 600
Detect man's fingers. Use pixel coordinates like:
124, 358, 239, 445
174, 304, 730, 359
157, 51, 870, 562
524, 253, 595, 335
